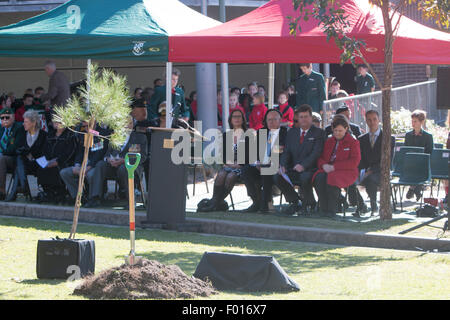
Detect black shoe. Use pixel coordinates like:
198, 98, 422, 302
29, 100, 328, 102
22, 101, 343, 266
356, 203, 368, 215
414, 189, 423, 202
84, 198, 101, 208
406, 188, 415, 200
242, 202, 260, 213
370, 203, 378, 216
282, 201, 301, 216
259, 204, 270, 213
5, 193, 16, 202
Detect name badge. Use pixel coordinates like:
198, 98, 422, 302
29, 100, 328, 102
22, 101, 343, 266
308, 137, 314, 141
344, 148, 350, 151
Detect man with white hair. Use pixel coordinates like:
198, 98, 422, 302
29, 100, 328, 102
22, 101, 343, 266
40, 60, 70, 108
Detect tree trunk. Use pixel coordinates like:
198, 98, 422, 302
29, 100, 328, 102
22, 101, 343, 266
379, 2, 394, 220
69, 118, 95, 239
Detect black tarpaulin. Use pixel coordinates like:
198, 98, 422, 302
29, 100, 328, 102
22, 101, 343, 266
193, 252, 300, 292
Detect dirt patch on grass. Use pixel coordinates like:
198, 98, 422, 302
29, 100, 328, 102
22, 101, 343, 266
73, 259, 217, 299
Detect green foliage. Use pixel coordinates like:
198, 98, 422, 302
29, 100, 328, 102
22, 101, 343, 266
418, 0, 450, 30
53, 63, 132, 148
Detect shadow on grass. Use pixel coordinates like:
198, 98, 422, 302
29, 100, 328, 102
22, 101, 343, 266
187, 209, 415, 233
20, 278, 67, 286
115, 247, 402, 277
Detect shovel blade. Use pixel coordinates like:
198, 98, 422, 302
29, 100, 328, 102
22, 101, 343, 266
125, 255, 143, 265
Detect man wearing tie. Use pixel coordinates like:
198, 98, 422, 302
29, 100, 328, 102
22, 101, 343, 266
241, 109, 287, 213
274, 105, 326, 215
356, 110, 395, 216
0, 108, 25, 200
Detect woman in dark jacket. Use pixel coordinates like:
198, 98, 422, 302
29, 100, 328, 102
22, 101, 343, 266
201, 109, 251, 211
36, 119, 77, 203
313, 114, 361, 217
6, 110, 47, 201
404, 109, 434, 201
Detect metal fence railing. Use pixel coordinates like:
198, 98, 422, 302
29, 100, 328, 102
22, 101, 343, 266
322, 79, 445, 132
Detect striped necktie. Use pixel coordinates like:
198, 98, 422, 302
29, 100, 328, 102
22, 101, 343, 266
0, 128, 10, 151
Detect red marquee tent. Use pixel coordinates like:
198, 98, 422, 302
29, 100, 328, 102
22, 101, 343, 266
170, 0, 450, 64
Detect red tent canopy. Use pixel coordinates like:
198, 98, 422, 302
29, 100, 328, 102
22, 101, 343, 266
169, 0, 450, 64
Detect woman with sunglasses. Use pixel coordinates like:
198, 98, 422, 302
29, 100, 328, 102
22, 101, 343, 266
200, 109, 251, 212
0, 108, 25, 200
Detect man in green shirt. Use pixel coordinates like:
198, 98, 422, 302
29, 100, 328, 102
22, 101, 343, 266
355, 64, 375, 94
295, 63, 326, 114
148, 68, 190, 126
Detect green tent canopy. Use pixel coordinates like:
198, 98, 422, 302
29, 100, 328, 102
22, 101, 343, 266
0, 0, 220, 60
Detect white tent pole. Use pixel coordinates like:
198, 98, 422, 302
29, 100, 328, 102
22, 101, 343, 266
268, 63, 275, 108
219, 0, 229, 131
86, 58, 91, 112
221, 63, 229, 131
166, 62, 173, 128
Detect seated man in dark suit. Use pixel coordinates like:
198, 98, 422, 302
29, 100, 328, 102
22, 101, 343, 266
59, 122, 111, 205
354, 110, 395, 216
85, 117, 148, 208
241, 109, 287, 213
325, 105, 362, 138
274, 104, 326, 215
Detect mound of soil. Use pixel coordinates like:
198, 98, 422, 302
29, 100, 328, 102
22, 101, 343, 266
73, 259, 217, 299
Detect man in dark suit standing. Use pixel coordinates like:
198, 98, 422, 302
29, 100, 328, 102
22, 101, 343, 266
274, 104, 326, 215
241, 109, 287, 213
356, 110, 395, 216
325, 105, 362, 138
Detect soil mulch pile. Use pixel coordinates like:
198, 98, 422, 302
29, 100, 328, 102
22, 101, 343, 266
73, 259, 217, 299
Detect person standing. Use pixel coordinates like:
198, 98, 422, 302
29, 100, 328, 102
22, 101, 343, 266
40, 61, 70, 108
295, 63, 326, 114
248, 93, 267, 130
355, 64, 375, 95
274, 91, 294, 128
148, 68, 189, 125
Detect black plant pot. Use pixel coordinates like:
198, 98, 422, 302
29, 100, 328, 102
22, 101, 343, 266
36, 238, 95, 279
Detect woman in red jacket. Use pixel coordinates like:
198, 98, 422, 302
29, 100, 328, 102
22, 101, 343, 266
248, 93, 267, 130
313, 114, 361, 217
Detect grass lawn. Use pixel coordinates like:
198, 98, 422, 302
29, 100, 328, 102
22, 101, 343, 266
0, 216, 449, 300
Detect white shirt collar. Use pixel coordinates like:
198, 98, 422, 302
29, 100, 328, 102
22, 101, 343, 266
370, 127, 381, 138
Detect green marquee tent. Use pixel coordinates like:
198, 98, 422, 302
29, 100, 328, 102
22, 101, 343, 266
0, 0, 220, 60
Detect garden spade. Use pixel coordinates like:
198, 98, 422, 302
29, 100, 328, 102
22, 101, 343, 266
124, 152, 142, 265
